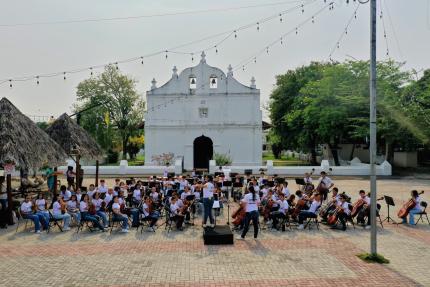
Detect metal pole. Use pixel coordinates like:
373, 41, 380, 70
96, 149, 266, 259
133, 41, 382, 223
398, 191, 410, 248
369, 0, 378, 256
95, 160, 99, 187
6, 174, 13, 225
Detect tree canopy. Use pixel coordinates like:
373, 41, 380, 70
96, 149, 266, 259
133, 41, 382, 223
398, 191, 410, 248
269, 60, 429, 164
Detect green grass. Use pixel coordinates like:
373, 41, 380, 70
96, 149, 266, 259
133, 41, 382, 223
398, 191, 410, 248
357, 253, 390, 264
263, 152, 310, 166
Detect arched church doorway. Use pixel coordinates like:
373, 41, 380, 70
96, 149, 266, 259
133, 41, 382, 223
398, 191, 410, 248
193, 135, 213, 170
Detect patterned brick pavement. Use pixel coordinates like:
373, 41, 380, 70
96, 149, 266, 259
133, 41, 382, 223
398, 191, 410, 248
0, 178, 429, 287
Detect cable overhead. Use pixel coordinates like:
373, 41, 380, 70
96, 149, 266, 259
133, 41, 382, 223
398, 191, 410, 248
0, 0, 311, 28
0, 0, 317, 86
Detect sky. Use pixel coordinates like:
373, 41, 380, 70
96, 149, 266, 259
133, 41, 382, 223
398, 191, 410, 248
0, 0, 429, 121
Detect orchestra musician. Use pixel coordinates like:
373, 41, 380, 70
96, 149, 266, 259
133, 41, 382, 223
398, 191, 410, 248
297, 192, 322, 230
320, 187, 340, 222
330, 193, 350, 231
170, 195, 185, 230
401, 190, 424, 225
112, 196, 129, 233
355, 190, 371, 228
140, 196, 160, 231
317, 171, 334, 200
79, 194, 105, 231
132, 183, 143, 206
237, 185, 261, 240
52, 195, 71, 231
59, 185, 72, 201
92, 192, 108, 228
35, 193, 50, 224
302, 172, 314, 194
20, 195, 49, 233
270, 193, 289, 231
66, 194, 81, 225
201, 175, 215, 228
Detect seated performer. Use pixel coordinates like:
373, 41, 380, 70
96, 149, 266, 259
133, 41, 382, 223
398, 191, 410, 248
52, 195, 71, 231
320, 187, 340, 222
140, 197, 160, 231
297, 193, 322, 230
92, 192, 108, 228
330, 193, 350, 231
35, 193, 50, 224
170, 195, 185, 231
59, 185, 72, 201
355, 190, 371, 228
111, 196, 129, 233
270, 193, 289, 231
20, 195, 48, 233
401, 190, 424, 225
79, 194, 105, 231
66, 194, 81, 225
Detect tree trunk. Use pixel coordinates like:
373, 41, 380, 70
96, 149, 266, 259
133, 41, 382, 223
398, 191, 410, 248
122, 137, 128, 160
349, 144, 356, 161
328, 143, 340, 166
385, 142, 393, 163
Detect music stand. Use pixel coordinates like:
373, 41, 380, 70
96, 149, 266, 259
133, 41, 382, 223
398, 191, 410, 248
295, 178, 305, 185
381, 195, 396, 224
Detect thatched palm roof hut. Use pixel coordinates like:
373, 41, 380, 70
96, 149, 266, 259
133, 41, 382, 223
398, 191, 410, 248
0, 97, 67, 170
45, 113, 103, 159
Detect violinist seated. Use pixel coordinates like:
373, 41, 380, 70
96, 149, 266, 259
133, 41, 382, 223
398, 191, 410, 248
92, 192, 108, 228
262, 189, 279, 222
79, 194, 105, 231
66, 194, 81, 226
35, 193, 50, 224
302, 172, 314, 194
20, 195, 49, 233
355, 190, 371, 228
401, 190, 424, 225
330, 193, 350, 231
269, 193, 289, 231
132, 183, 143, 207
181, 186, 195, 220
297, 193, 322, 230
103, 188, 115, 208
149, 187, 161, 207
52, 195, 71, 231
59, 185, 72, 202
321, 187, 340, 222
169, 195, 185, 231
140, 196, 160, 231
111, 196, 129, 233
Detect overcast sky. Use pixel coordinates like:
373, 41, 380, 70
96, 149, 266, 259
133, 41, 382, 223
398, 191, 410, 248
0, 0, 429, 121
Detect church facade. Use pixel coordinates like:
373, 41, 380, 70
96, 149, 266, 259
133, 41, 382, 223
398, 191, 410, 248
144, 52, 262, 170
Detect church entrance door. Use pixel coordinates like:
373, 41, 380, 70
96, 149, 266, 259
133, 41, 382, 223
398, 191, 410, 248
193, 135, 213, 170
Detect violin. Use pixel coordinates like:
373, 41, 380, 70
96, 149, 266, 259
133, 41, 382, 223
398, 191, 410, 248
60, 198, 67, 214
398, 191, 424, 218
292, 198, 309, 218
88, 202, 97, 215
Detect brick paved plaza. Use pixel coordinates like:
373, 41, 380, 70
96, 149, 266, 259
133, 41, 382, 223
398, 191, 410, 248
1, 178, 429, 287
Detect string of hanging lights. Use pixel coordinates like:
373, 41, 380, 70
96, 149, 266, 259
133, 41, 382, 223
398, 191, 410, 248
0, 0, 318, 87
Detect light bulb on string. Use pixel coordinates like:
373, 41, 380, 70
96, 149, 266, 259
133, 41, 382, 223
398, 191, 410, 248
337, 42, 340, 49
63, 72, 66, 80
9, 79, 12, 88
380, 11, 383, 19
384, 32, 387, 38
141, 57, 144, 65
312, 16, 315, 24
345, 29, 348, 35
301, 4, 304, 13
115, 62, 119, 70
36, 76, 40, 85
280, 37, 283, 45
295, 27, 298, 35
215, 46, 218, 54
279, 14, 283, 22
191, 53, 194, 62
90, 67, 93, 76
257, 22, 260, 31
386, 49, 389, 56
165, 50, 168, 59
266, 47, 269, 54
354, 12, 357, 19
254, 57, 257, 64
234, 30, 237, 38
242, 66, 245, 71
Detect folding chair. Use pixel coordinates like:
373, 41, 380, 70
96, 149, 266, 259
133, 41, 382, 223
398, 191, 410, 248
15, 209, 33, 233
76, 216, 95, 234
139, 213, 155, 233
415, 202, 430, 225
47, 211, 63, 233
109, 215, 127, 234
304, 206, 321, 230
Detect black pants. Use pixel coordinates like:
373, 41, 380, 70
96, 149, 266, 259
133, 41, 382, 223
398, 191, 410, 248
241, 210, 259, 238
271, 211, 286, 230
357, 208, 370, 225
338, 213, 347, 228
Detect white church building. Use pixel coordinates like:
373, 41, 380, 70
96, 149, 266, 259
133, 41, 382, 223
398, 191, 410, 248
144, 52, 262, 170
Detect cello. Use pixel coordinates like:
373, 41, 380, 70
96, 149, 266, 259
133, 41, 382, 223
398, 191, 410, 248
232, 204, 246, 226
397, 191, 424, 218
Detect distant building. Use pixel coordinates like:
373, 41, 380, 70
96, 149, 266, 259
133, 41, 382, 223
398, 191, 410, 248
144, 52, 262, 170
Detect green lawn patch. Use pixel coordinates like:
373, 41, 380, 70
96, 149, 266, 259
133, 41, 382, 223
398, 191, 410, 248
357, 253, 390, 264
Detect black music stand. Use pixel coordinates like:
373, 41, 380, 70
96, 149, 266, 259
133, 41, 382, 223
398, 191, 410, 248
295, 178, 305, 185
381, 195, 396, 224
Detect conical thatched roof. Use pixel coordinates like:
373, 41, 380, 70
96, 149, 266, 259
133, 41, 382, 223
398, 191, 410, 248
0, 97, 67, 169
45, 113, 103, 159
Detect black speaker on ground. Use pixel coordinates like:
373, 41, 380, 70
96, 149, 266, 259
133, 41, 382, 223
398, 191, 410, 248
203, 225, 234, 245
244, 169, 252, 176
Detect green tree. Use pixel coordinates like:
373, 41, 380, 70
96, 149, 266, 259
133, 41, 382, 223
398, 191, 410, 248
76, 65, 145, 159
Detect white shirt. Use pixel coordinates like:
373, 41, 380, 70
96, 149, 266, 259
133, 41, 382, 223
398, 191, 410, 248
339, 201, 351, 215
261, 188, 269, 197
282, 187, 290, 197
241, 193, 260, 212
362, 196, 371, 205
67, 200, 79, 212
150, 192, 159, 201
203, 182, 214, 198
142, 203, 150, 217
133, 189, 141, 201
61, 190, 72, 201
98, 185, 108, 194
112, 202, 121, 212
35, 199, 47, 211
304, 177, 313, 184
170, 202, 180, 215
92, 198, 103, 211
104, 193, 113, 205
181, 191, 191, 201
76, 194, 82, 202
414, 196, 422, 211
20, 201, 33, 214
87, 189, 96, 199
308, 200, 321, 214
278, 199, 289, 215
79, 201, 88, 212
319, 177, 333, 189
52, 201, 62, 216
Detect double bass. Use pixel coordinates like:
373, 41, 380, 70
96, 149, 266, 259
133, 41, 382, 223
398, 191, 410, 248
397, 191, 424, 218
232, 204, 246, 226
327, 206, 343, 225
